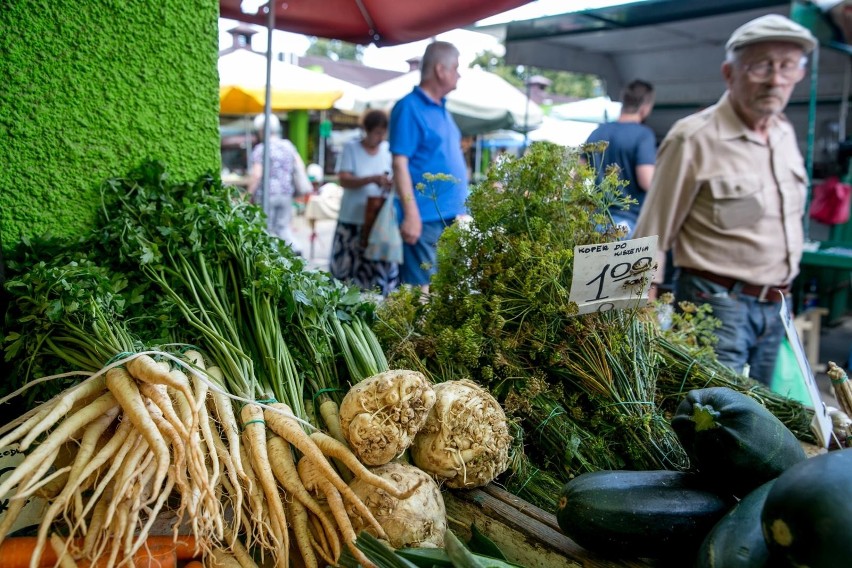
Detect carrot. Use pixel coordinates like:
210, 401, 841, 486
104, 366, 170, 495
309, 431, 423, 499
297, 457, 378, 568
240, 404, 289, 568
287, 497, 318, 568
0, 536, 192, 568
0, 392, 117, 500
265, 435, 340, 561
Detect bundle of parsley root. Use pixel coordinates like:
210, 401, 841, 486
1, 162, 394, 568
374, 142, 812, 511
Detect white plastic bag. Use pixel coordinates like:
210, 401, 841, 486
364, 197, 403, 264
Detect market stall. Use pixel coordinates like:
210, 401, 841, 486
3, 1, 852, 567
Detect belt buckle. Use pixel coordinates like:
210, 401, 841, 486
757, 285, 773, 303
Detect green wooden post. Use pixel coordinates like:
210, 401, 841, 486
289, 110, 310, 163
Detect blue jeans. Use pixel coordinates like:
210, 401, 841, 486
676, 270, 790, 385
400, 220, 449, 286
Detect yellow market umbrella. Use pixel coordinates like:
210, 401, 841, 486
219, 49, 362, 114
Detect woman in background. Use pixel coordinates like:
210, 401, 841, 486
247, 113, 310, 252
330, 109, 397, 294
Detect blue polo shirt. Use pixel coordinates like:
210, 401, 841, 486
389, 87, 469, 223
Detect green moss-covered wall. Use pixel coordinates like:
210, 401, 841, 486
0, 0, 221, 254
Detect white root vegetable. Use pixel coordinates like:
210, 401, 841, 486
410, 379, 511, 489
348, 461, 446, 549
339, 370, 436, 466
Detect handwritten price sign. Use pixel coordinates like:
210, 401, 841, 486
570, 236, 658, 315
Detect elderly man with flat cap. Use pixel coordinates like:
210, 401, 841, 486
634, 14, 817, 385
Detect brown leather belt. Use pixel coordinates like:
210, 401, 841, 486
682, 268, 790, 303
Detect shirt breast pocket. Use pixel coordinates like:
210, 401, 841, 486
708, 175, 765, 230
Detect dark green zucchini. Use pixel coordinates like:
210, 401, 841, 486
695, 479, 775, 568
761, 448, 852, 567
672, 387, 806, 496
555, 470, 734, 559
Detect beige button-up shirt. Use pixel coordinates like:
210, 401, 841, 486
634, 92, 807, 286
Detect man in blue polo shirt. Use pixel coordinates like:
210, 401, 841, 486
390, 41, 469, 292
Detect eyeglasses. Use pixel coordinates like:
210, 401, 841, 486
740, 58, 807, 82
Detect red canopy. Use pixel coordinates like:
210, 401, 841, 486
219, 0, 532, 46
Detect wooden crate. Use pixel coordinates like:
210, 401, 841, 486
444, 484, 654, 568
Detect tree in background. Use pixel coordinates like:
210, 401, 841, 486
470, 49, 602, 100
306, 37, 364, 61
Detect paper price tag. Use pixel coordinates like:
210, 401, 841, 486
570, 236, 658, 315
778, 295, 832, 448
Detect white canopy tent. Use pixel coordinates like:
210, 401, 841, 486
550, 96, 623, 124
527, 117, 600, 147
357, 68, 544, 135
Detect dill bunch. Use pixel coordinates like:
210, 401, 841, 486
378, 142, 689, 480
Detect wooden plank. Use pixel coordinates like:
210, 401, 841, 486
481, 483, 562, 533
444, 486, 654, 568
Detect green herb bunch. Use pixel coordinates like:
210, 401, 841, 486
376, 142, 690, 503
3, 161, 386, 423
2, 236, 143, 406
96, 161, 382, 412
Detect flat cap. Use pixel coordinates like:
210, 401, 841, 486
726, 14, 817, 53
